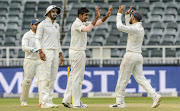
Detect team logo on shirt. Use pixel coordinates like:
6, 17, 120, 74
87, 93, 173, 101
55, 25, 57, 29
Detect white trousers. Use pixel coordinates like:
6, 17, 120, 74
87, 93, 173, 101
115, 52, 156, 103
63, 49, 86, 106
20, 58, 42, 102
23, 59, 42, 80
41, 49, 59, 105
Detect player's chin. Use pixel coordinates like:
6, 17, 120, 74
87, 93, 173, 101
52, 17, 57, 20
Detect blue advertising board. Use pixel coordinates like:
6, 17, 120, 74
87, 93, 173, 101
0, 66, 179, 94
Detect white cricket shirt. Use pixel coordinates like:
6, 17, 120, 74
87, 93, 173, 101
70, 18, 91, 51
35, 17, 62, 52
116, 13, 144, 53
22, 30, 40, 59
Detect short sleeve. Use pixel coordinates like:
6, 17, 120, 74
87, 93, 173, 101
84, 21, 91, 26
35, 22, 44, 39
73, 21, 85, 32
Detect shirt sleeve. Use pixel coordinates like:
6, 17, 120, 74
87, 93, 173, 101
35, 22, 44, 49
95, 19, 103, 26
57, 25, 62, 53
116, 13, 137, 33
22, 33, 32, 52
85, 21, 91, 26
74, 21, 85, 32
125, 14, 131, 26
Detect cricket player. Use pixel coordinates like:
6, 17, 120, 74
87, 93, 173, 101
35, 5, 64, 108
20, 19, 42, 106
109, 5, 162, 108
62, 6, 113, 108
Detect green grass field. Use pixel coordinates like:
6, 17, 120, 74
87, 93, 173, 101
0, 97, 180, 111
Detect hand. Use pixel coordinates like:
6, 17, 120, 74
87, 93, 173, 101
125, 5, 132, 14
38, 49, 46, 61
118, 5, 124, 14
30, 48, 38, 53
106, 7, 113, 17
59, 56, 64, 66
96, 6, 101, 18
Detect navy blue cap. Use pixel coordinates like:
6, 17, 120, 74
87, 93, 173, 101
31, 19, 40, 25
130, 10, 142, 21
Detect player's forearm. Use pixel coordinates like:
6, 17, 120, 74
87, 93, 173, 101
81, 24, 94, 32
95, 15, 109, 26
125, 14, 130, 26
59, 52, 63, 58
95, 19, 103, 26
35, 38, 41, 50
116, 13, 131, 33
116, 13, 123, 30
102, 14, 109, 22
22, 45, 32, 52
38, 49, 43, 54
22, 39, 32, 52
91, 16, 99, 26
58, 41, 62, 53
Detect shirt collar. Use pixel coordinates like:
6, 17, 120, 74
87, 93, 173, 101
133, 22, 142, 26
30, 29, 35, 35
45, 16, 57, 24
76, 17, 83, 23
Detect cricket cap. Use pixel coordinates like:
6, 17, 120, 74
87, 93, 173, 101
44, 5, 61, 16
31, 19, 40, 25
130, 10, 142, 21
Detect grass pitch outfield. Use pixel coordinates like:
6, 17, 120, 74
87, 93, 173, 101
0, 97, 180, 111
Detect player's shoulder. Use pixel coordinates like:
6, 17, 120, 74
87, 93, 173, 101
74, 18, 82, 24
38, 20, 46, 27
22, 30, 32, 39
55, 22, 60, 27
72, 19, 83, 27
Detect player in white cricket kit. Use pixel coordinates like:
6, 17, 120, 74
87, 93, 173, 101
20, 19, 42, 106
62, 7, 113, 108
35, 5, 64, 108
109, 5, 162, 108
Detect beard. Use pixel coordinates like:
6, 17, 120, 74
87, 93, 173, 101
82, 17, 88, 22
129, 18, 132, 24
83, 19, 87, 22
50, 13, 57, 20
32, 28, 36, 32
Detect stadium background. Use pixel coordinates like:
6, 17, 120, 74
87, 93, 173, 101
0, 0, 180, 101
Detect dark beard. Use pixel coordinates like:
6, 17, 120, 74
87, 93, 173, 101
50, 13, 57, 20
32, 28, 36, 32
51, 16, 56, 20
129, 19, 132, 24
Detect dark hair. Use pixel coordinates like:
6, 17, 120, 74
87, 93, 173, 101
78, 7, 89, 16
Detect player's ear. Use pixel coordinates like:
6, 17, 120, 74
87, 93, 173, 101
30, 24, 33, 28
132, 16, 135, 21
78, 14, 83, 18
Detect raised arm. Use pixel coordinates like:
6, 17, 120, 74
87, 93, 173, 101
81, 6, 101, 32
95, 7, 113, 26
116, 5, 137, 33
125, 6, 132, 26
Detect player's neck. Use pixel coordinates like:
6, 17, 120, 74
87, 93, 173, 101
51, 19, 54, 23
47, 16, 54, 23
132, 21, 138, 24
78, 17, 84, 22
31, 29, 36, 33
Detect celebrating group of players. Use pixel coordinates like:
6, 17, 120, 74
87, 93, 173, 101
20, 4, 162, 109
